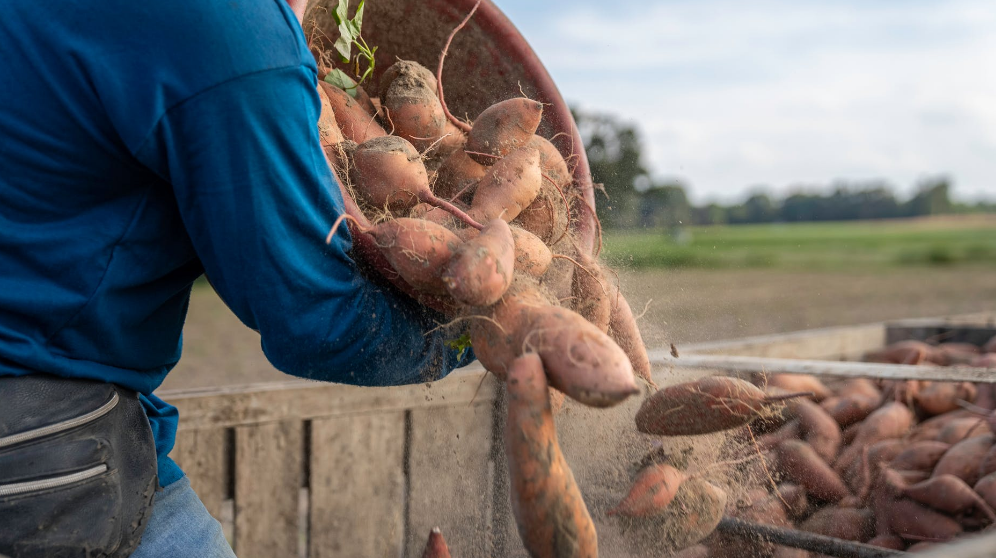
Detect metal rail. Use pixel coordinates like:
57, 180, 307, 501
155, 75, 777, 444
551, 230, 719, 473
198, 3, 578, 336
716, 517, 906, 558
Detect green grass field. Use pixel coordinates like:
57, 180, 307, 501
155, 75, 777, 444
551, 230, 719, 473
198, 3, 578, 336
602, 216, 996, 270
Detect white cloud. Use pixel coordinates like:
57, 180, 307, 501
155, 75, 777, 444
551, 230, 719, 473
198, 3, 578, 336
496, 0, 996, 202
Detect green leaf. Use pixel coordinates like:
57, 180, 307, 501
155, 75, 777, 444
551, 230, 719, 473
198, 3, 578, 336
323, 69, 358, 97
445, 332, 472, 361
332, 0, 354, 62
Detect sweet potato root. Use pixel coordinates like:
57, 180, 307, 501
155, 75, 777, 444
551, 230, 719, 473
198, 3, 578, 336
510, 226, 552, 277
505, 353, 597, 558
607, 282, 653, 387
886, 498, 963, 542
765, 374, 831, 401
888, 441, 951, 473
316, 83, 345, 147
915, 382, 977, 416
527, 134, 571, 188
570, 252, 611, 333
864, 340, 931, 365
793, 399, 842, 463
931, 433, 994, 486
382, 63, 447, 151
883, 469, 996, 522
636, 377, 808, 436
319, 81, 386, 144
466, 98, 543, 164
434, 147, 486, 202
835, 402, 913, 474
801, 507, 874, 542
420, 527, 451, 558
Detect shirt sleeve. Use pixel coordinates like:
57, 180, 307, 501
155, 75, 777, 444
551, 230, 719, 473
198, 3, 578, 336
134, 63, 474, 386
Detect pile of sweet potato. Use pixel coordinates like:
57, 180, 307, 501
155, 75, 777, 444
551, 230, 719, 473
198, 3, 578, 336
312, 41, 654, 556
618, 336, 996, 557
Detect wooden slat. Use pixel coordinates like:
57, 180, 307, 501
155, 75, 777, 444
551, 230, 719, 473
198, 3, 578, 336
309, 412, 406, 558
681, 323, 886, 361
170, 428, 228, 520
407, 404, 495, 558
162, 366, 496, 431
652, 354, 996, 383
234, 421, 303, 558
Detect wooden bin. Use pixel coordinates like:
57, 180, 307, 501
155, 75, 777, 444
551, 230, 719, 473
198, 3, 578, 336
160, 312, 996, 557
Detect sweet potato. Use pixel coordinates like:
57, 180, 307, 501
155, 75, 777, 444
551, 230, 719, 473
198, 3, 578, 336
607, 283, 653, 388
410, 203, 456, 228
884, 470, 996, 522
915, 382, 977, 416
527, 135, 571, 188
513, 180, 568, 244
378, 60, 436, 100
570, 252, 611, 333
472, 284, 638, 406
765, 374, 831, 401
467, 147, 542, 223
975, 472, 996, 510
777, 440, 850, 503
801, 507, 874, 542
331, 217, 461, 295
383, 65, 447, 152
505, 353, 597, 558
351, 136, 482, 229
986, 335, 996, 353
936, 417, 989, 445
850, 439, 906, 495
793, 399, 842, 462
442, 218, 514, 306
979, 445, 996, 478
712, 491, 791, 558
931, 434, 994, 486
973, 353, 996, 368
886, 498, 963, 542
888, 441, 951, 473
821, 394, 880, 428
316, 83, 345, 147
646, 479, 728, 552
840, 378, 882, 399
465, 98, 543, 164
864, 340, 931, 365
420, 527, 451, 558
434, 147, 486, 202
319, 81, 386, 144
636, 377, 807, 436
931, 343, 981, 366
835, 402, 913, 474
975, 384, 996, 410
510, 226, 552, 278
608, 463, 684, 517
908, 410, 975, 442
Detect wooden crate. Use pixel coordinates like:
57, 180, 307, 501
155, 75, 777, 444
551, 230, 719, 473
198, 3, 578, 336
158, 311, 996, 557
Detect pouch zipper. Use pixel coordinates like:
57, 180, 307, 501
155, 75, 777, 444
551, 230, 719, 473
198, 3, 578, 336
0, 391, 119, 450
0, 464, 108, 497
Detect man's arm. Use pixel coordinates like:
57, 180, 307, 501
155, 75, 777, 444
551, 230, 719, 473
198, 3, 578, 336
135, 63, 471, 386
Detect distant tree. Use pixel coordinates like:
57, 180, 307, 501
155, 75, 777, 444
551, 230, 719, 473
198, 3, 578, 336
572, 108, 649, 228
904, 176, 952, 217
639, 181, 692, 229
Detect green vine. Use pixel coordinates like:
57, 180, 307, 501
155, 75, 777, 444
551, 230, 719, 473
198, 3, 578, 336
323, 0, 377, 97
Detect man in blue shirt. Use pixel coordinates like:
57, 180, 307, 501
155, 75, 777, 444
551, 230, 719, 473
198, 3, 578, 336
0, 0, 470, 555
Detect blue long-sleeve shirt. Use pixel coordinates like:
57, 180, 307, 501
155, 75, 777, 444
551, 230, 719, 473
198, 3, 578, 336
0, 0, 472, 487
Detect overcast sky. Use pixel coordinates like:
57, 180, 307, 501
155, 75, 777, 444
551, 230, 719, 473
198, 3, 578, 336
493, 0, 996, 203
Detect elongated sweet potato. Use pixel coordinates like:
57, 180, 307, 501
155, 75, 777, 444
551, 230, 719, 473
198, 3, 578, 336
319, 81, 386, 144
908, 410, 974, 442
979, 445, 996, 478
636, 377, 807, 436
420, 527, 451, 558
864, 340, 931, 365
466, 98, 543, 164
776, 483, 809, 519
467, 147, 542, 223
888, 441, 950, 473
885, 470, 996, 522
766, 374, 831, 401
513, 180, 568, 244
936, 417, 989, 445
835, 402, 913, 474
330, 217, 461, 295
608, 463, 685, 517
886, 498, 963, 542
850, 439, 906, 495
931, 433, 994, 486
975, 472, 996, 510
867, 534, 906, 550
527, 135, 571, 188
510, 226, 552, 277
442, 219, 514, 306
821, 393, 880, 428
472, 284, 638, 406
352, 136, 482, 228
915, 382, 977, 416
505, 353, 597, 558
625, 479, 727, 554
793, 399, 842, 462
607, 282, 653, 387
777, 440, 850, 503
316, 83, 345, 147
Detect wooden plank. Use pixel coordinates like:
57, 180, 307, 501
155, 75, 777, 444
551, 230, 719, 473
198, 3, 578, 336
309, 412, 406, 558
234, 421, 303, 558
162, 366, 496, 431
407, 404, 495, 558
652, 354, 996, 383
682, 323, 886, 361
170, 428, 229, 520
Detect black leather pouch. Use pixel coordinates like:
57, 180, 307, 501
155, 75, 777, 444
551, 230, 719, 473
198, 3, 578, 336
0, 375, 158, 558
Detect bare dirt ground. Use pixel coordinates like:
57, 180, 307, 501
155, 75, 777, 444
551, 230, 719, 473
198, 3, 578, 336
159, 266, 996, 391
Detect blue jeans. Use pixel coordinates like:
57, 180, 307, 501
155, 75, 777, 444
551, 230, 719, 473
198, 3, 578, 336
130, 477, 237, 558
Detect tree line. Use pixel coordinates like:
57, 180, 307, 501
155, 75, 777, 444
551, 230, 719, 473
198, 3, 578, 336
573, 109, 996, 230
